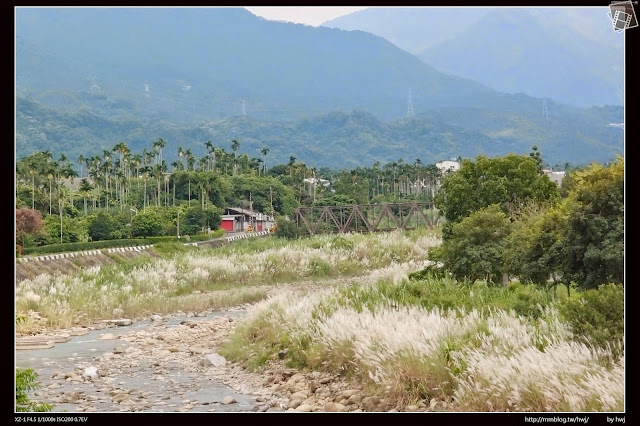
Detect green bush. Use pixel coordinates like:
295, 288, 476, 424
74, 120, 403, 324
275, 217, 301, 239
151, 241, 197, 257
408, 263, 447, 281
15, 369, 54, 412
429, 204, 512, 284
509, 282, 550, 320
88, 211, 125, 241
330, 236, 354, 251
16, 316, 53, 412
209, 228, 225, 239
559, 283, 624, 356
309, 259, 332, 277
131, 210, 164, 237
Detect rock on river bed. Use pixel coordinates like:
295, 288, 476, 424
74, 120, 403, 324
15, 306, 396, 413
15, 308, 273, 412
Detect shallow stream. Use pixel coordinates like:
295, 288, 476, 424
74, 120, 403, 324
15, 309, 261, 413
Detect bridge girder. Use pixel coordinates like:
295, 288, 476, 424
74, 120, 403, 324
293, 202, 437, 235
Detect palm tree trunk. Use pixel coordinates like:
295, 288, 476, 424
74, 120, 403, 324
59, 196, 63, 244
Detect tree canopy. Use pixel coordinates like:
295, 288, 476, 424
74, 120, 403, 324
432, 154, 623, 290
430, 204, 512, 284
16, 208, 43, 247
435, 154, 559, 226
560, 156, 624, 289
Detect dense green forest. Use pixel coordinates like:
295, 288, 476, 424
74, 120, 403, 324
16, 95, 623, 170
15, 139, 445, 249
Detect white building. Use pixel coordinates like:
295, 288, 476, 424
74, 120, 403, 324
303, 177, 330, 187
435, 160, 460, 174
542, 169, 565, 186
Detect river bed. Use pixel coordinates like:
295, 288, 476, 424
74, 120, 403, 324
14, 308, 272, 413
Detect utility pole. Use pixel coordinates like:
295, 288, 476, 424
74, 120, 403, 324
177, 210, 181, 239
249, 192, 254, 232
270, 187, 274, 217
270, 186, 276, 233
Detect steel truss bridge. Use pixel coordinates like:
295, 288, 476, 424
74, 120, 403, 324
293, 202, 439, 235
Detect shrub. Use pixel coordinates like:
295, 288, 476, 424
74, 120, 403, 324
16, 208, 43, 247
510, 283, 549, 320
330, 236, 354, 251
15, 368, 54, 412
151, 241, 197, 257
408, 263, 447, 281
275, 217, 300, 239
131, 210, 164, 237
559, 283, 624, 356
88, 211, 123, 241
15, 316, 53, 412
429, 204, 512, 284
309, 259, 332, 277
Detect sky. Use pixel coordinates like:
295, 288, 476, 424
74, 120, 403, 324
244, 6, 368, 27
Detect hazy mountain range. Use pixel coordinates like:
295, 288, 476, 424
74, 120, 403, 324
15, 7, 624, 169
323, 7, 624, 107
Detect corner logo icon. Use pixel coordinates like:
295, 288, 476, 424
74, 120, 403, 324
609, 1, 638, 32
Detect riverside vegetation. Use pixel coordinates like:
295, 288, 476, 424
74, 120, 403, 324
15, 228, 624, 412
16, 150, 624, 412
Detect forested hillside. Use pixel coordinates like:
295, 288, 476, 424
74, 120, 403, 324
16, 7, 623, 169
17, 96, 623, 169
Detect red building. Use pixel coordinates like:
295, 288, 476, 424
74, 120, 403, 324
220, 207, 274, 233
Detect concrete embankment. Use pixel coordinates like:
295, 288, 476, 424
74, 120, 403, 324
15, 246, 158, 284
15, 231, 271, 284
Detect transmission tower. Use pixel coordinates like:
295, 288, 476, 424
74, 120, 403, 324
407, 89, 415, 119
241, 99, 246, 116
542, 99, 549, 121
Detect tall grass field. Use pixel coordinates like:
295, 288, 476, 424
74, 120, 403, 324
15, 228, 624, 412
